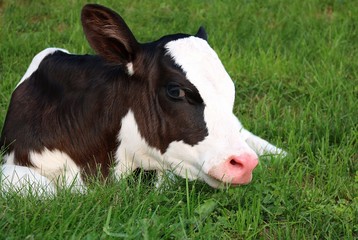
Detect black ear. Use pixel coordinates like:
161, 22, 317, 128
81, 4, 139, 66
195, 26, 208, 41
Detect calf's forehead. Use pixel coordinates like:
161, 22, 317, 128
164, 37, 235, 110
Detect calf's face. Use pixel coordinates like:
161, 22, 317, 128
163, 38, 259, 187
82, 4, 259, 187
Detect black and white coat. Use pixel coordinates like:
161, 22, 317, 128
1, 4, 285, 195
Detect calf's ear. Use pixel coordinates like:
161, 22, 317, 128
81, 4, 139, 67
195, 26, 208, 41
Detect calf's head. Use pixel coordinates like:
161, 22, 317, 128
82, 4, 258, 188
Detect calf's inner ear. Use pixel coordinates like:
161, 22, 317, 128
81, 4, 140, 66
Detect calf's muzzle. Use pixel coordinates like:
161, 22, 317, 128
208, 153, 259, 185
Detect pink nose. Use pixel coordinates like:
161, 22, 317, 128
208, 154, 259, 185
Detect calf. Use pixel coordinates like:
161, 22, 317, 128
0, 4, 285, 194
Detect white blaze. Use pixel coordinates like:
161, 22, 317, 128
165, 37, 235, 111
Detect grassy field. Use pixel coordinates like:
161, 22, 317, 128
0, 0, 357, 239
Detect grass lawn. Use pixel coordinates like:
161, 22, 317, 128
0, 0, 357, 239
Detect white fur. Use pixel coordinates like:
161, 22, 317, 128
126, 62, 134, 76
240, 128, 286, 156
1, 164, 56, 197
166, 37, 235, 112
29, 148, 86, 192
1, 148, 86, 196
16, 48, 69, 88
3, 151, 15, 165
115, 110, 164, 177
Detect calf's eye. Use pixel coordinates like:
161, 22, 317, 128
166, 83, 186, 100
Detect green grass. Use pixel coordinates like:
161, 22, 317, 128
0, 0, 357, 239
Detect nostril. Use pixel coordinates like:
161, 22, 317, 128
229, 159, 243, 168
